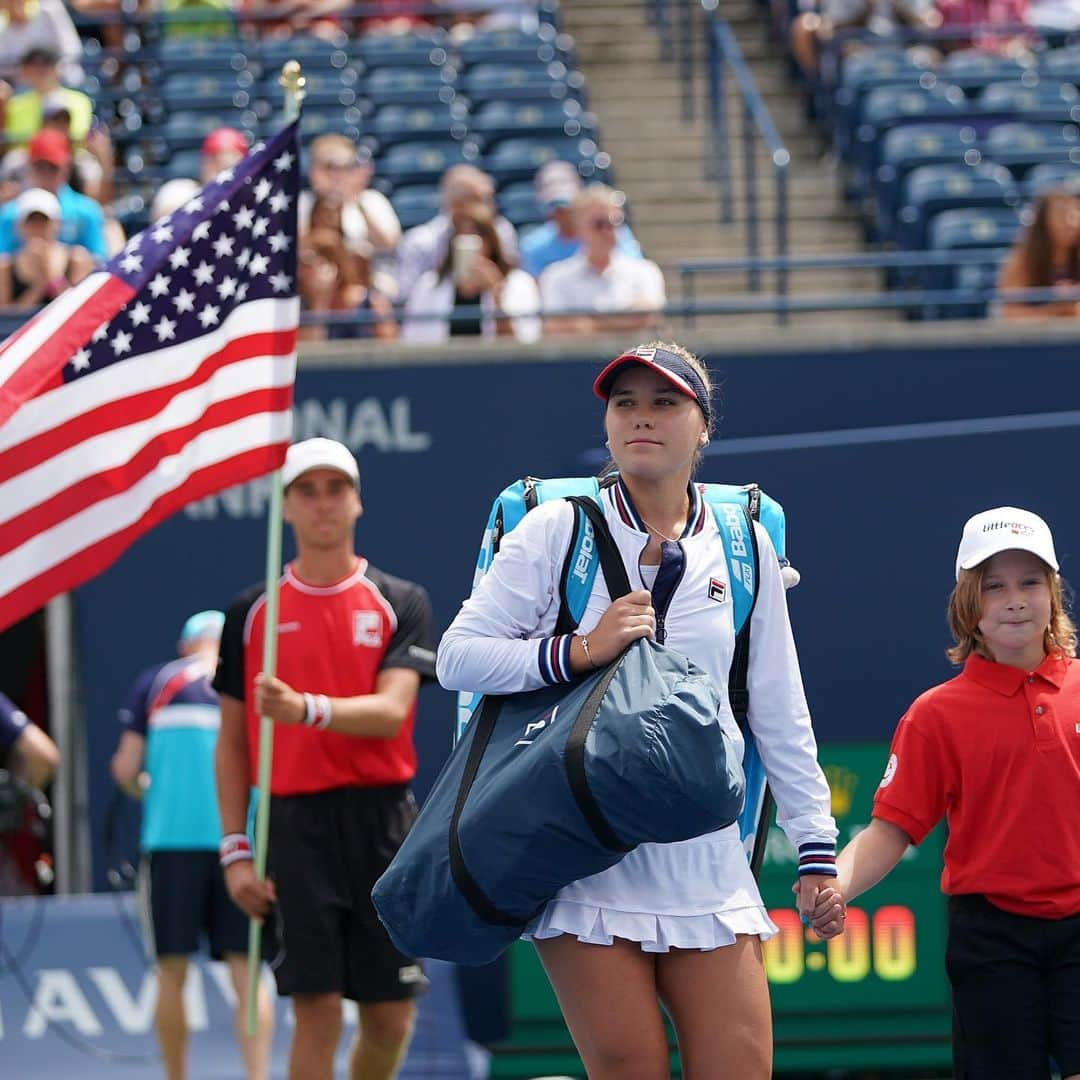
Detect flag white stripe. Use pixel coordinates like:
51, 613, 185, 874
0, 273, 115, 385
1, 352, 295, 525
0, 297, 299, 453
1, 410, 292, 589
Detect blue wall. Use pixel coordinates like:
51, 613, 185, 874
75, 340, 1080, 887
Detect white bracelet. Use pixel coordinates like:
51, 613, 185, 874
302, 692, 332, 729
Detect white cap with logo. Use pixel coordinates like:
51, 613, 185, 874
282, 438, 359, 488
955, 506, 1059, 581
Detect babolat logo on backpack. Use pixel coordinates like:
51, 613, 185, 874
372, 476, 795, 965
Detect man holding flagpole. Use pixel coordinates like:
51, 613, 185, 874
213, 437, 436, 1080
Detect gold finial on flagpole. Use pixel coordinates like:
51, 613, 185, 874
279, 61, 306, 122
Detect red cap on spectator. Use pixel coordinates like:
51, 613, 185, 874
201, 127, 249, 158
28, 129, 71, 167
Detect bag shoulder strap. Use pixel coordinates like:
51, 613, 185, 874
562, 494, 632, 611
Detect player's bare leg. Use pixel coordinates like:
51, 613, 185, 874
350, 1000, 416, 1079
534, 935, 670, 1079
224, 952, 274, 1079
656, 935, 772, 1079
155, 955, 190, 1080
289, 991, 342, 1080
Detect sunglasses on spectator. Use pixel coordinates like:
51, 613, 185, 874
314, 159, 358, 171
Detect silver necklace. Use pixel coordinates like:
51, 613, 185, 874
640, 517, 683, 543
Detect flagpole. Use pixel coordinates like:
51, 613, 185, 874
246, 60, 305, 1037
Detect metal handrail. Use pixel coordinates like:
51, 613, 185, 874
703, 16, 791, 303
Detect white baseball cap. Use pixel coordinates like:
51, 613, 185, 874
282, 438, 359, 488
955, 506, 1059, 580
15, 187, 61, 222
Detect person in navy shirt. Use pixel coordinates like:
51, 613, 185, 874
111, 611, 272, 1080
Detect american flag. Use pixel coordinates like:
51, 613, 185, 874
0, 121, 301, 632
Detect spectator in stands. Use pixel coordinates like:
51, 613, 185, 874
298, 227, 397, 342
157, 0, 235, 39
0, 130, 107, 261
151, 177, 200, 221
236, 0, 345, 40
0, 187, 93, 308
540, 184, 666, 335
998, 188, 1080, 318
402, 199, 540, 343
439, 0, 540, 39
935, 0, 1032, 54
200, 127, 249, 185
520, 160, 642, 279
3, 47, 94, 149
790, 0, 942, 80
397, 163, 518, 301
0, 0, 83, 87
299, 135, 401, 258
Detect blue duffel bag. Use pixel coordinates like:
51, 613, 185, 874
372, 497, 745, 965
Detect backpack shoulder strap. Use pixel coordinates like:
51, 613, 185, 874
557, 495, 632, 634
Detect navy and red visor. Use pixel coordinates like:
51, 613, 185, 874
593, 346, 712, 428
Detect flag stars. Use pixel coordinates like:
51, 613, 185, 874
173, 288, 196, 314
151, 223, 173, 245
148, 273, 171, 298
168, 246, 191, 270
193, 261, 215, 287
232, 206, 255, 231
129, 301, 152, 326
119, 251, 142, 274
268, 231, 291, 253
212, 235, 235, 259
273, 150, 295, 173
198, 303, 221, 328
215, 167, 235, 185
236, 247, 252, 270
217, 200, 230, 215
184, 196, 204, 214
248, 252, 269, 277
217, 275, 238, 300
235, 282, 249, 302
254, 177, 273, 203
252, 216, 270, 239
269, 190, 292, 214
69, 347, 92, 371
92, 322, 109, 342
110, 330, 133, 356
153, 316, 177, 342
269, 271, 292, 293
192, 220, 212, 243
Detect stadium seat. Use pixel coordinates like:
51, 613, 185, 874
927, 205, 1022, 250
484, 135, 600, 183
976, 81, 1080, 123
369, 103, 467, 150
264, 66, 361, 108
354, 30, 449, 70
853, 85, 966, 194
389, 184, 442, 229
363, 66, 457, 107
983, 120, 1080, 178
895, 162, 1018, 249
873, 123, 978, 232
462, 62, 582, 104
457, 27, 565, 68
254, 35, 350, 73
160, 71, 252, 111
497, 185, 546, 227
940, 48, 1032, 94
154, 36, 244, 72
470, 98, 588, 143
1025, 160, 1080, 196
1041, 45, 1080, 85
161, 147, 202, 180
161, 110, 256, 148
377, 139, 478, 185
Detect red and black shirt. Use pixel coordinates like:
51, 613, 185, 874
214, 559, 435, 796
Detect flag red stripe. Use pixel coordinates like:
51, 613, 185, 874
0, 276, 134, 427
0, 444, 288, 632
0, 328, 296, 484
0, 387, 293, 553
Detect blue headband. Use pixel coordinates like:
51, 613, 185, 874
593, 346, 712, 429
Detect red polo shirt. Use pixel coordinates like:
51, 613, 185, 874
873, 652, 1080, 919
215, 560, 434, 796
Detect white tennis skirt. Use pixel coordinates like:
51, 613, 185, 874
524, 823, 779, 953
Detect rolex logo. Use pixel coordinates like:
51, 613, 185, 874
824, 764, 858, 819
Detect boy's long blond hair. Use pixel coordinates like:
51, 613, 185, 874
946, 562, 1078, 665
